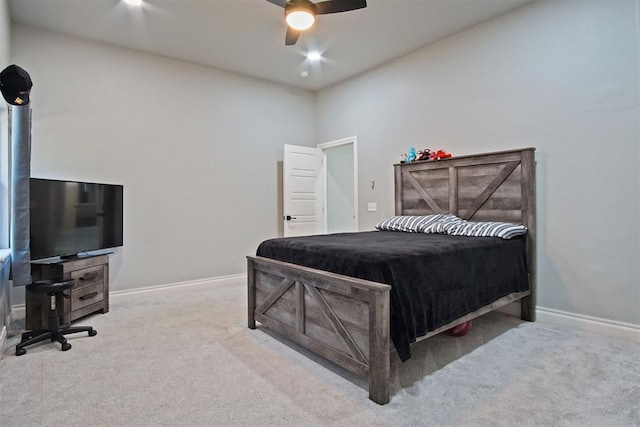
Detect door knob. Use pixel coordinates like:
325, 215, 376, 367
285, 215, 297, 221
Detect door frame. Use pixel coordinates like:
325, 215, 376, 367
317, 136, 359, 233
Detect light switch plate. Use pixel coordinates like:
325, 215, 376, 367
367, 202, 377, 212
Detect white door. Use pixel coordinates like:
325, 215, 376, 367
283, 144, 324, 237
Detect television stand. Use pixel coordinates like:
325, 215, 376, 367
26, 255, 109, 330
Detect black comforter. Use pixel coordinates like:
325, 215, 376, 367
257, 231, 529, 361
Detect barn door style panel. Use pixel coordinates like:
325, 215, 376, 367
247, 256, 391, 404
394, 148, 535, 227
254, 272, 369, 365
456, 161, 522, 222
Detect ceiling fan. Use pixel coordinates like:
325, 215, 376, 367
266, 0, 367, 46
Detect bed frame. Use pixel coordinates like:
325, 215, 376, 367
247, 147, 536, 405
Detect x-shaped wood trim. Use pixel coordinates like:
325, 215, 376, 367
406, 172, 443, 213
305, 284, 368, 365
255, 278, 294, 315
463, 161, 520, 220
257, 276, 368, 365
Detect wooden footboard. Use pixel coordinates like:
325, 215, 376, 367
247, 255, 392, 404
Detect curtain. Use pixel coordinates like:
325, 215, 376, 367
9, 104, 31, 286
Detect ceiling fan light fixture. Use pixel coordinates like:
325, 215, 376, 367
286, 10, 315, 30
269, 0, 367, 46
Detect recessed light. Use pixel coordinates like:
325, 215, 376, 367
300, 70, 310, 77
307, 51, 322, 61
123, 0, 143, 6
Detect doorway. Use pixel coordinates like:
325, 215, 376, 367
319, 136, 358, 234
282, 137, 358, 237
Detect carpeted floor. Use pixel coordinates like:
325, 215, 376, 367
1, 278, 638, 426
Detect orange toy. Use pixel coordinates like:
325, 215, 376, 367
429, 149, 452, 160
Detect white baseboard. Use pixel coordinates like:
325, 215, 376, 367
10, 273, 246, 318
536, 306, 640, 342
109, 273, 246, 298
493, 301, 639, 343
10, 305, 24, 322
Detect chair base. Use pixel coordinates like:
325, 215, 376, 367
18, 279, 98, 356
16, 326, 97, 356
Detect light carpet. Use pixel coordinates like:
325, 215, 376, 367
0, 279, 638, 426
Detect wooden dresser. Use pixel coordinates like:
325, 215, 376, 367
27, 255, 110, 330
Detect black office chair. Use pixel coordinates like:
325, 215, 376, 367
16, 278, 97, 356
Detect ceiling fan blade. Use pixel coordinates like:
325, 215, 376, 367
285, 27, 301, 46
315, 0, 367, 15
266, 0, 288, 8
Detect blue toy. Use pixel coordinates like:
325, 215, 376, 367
406, 147, 417, 163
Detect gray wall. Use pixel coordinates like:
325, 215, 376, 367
6, 1, 638, 329
0, 0, 8, 250
0, 0, 7, 66
0, 0, 10, 336
316, 0, 640, 325
10, 25, 316, 302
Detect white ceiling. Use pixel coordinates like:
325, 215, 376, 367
8, 0, 531, 91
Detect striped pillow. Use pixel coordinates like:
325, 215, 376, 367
416, 214, 464, 233
375, 214, 449, 233
439, 220, 528, 239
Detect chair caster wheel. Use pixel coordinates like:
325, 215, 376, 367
61, 342, 72, 351
89, 329, 97, 337
16, 348, 26, 356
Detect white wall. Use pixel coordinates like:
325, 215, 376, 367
317, 0, 640, 326
11, 25, 316, 297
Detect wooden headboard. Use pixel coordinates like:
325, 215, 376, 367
394, 147, 537, 319
394, 148, 536, 321
394, 148, 535, 228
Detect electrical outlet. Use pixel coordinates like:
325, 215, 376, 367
367, 202, 377, 212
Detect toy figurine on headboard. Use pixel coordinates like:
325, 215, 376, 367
406, 147, 417, 163
401, 147, 452, 163
430, 149, 452, 160
417, 149, 431, 161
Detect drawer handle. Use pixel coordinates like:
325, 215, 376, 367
79, 273, 98, 281
79, 291, 98, 301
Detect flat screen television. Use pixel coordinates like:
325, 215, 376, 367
29, 178, 124, 260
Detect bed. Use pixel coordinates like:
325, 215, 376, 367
247, 148, 536, 404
